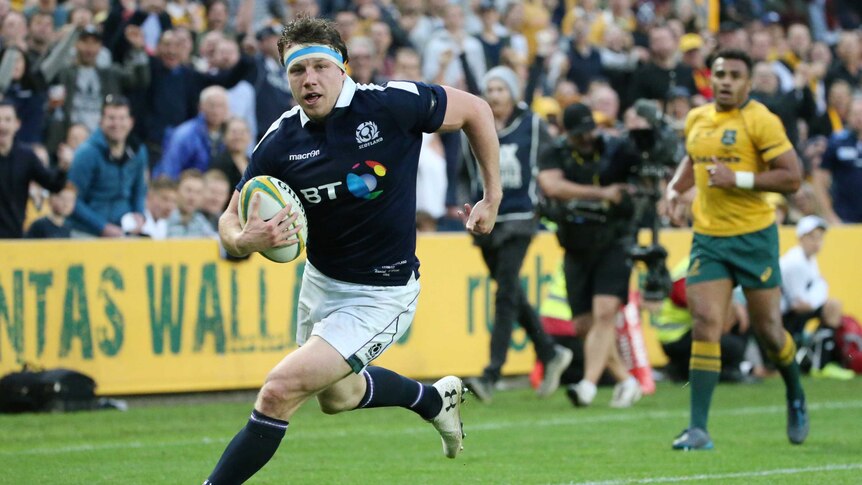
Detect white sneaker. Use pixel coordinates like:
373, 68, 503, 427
536, 345, 574, 398
430, 376, 465, 458
566, 379, 597, 407
610, 376, 642, 408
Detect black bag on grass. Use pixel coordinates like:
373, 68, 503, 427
0, 368, 97, 413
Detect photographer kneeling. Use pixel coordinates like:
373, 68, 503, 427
538, 102, 643, 408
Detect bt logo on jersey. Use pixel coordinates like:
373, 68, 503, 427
347, 161, 387, 199
298, 160, 388, 204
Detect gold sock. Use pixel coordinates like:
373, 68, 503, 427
690, 340, 721, 372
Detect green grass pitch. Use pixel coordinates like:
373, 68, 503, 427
1, 377, 860, 484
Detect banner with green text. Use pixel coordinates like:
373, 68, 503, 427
2, 227, 861, 394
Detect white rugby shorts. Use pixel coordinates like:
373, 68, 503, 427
296, 262, 420, 373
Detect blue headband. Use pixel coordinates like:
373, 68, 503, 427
284, 44, 346, 72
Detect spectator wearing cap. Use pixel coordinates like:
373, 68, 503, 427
813, 97, 862, 224
42, 24, 150, 154
679, 33, 711, 100
67, 95, 148, 238
749, 61, 816, 149
626, 25, 697, 111
780, 216, 844, 348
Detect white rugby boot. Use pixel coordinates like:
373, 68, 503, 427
429, 376, 466, 458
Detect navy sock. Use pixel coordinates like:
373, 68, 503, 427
205, 409, 288, 485
357, 366, 442, 420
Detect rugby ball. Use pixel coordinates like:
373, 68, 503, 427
238, 175, 308, 263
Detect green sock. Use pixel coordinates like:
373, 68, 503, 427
689, 340, 721, 431
768, 330, 805, 402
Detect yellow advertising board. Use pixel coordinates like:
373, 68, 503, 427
1, 226, 861, 395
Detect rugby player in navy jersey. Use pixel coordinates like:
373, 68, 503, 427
204, 16, 501, 484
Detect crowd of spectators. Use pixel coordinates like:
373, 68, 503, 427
2, 0, 862, 241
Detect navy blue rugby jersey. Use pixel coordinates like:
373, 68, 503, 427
240, 77, 448, 286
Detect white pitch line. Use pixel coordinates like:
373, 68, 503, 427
568, 463, 862, 485
463, 399, 862, 432
2, 400, 860, 457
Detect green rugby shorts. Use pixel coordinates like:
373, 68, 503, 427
686, 224, 781, 289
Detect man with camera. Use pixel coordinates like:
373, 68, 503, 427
537, 102, 643, 409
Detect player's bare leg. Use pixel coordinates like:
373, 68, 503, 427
205, 338, 353, 484
256, 337, 353, 419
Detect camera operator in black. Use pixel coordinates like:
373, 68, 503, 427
462, 66, 574, 404
538, 102, 644, 408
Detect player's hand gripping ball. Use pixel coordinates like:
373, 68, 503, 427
238, 176, 309, 263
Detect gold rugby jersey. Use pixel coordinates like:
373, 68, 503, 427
684, 99, 793, 236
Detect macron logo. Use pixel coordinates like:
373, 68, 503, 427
289, 149, 320, 161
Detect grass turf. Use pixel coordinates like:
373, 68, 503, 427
1, 376, 860, 484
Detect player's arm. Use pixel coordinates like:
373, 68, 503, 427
668, 108, 696, 206
218, 190, 298, 257
438, 85, 501, 235
753, 149, 802, 193
664, 154, 695, 224
708, 150, 801, 193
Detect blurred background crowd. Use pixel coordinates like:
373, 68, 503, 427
1, 0, 862, 241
